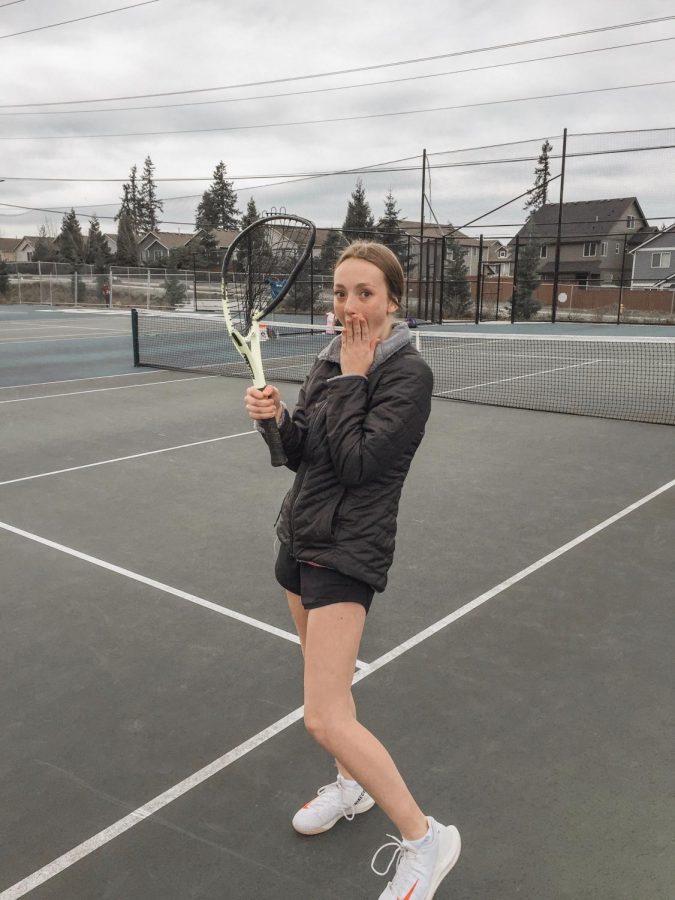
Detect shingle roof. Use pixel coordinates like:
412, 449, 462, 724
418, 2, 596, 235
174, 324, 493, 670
142, 231, 193, 249
0, 237, 20, 252
517, 198, 647, 240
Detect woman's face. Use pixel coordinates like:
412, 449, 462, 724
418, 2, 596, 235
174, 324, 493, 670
333, 258, 398, 339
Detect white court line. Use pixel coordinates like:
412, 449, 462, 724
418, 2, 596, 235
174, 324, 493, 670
0, 431, 257, 487
0, 333, 128, 345
436, 358, 606, 395
0, 372, 158, 391
1, 474, 672, 899
0, 375, 210, 404
0, 520, 370, 670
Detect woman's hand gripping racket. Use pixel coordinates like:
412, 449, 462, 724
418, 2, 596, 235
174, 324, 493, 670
221, 214, 316, 467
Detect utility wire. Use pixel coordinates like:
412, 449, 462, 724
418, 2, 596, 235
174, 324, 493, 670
2, 79, 674, 141
0, 0, 160, 40
0, 1, 26, 9
1, 13, 673, 108
2, 35, 674, 117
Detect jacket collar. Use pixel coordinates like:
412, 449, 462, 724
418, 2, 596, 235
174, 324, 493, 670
317, 320, 412, 372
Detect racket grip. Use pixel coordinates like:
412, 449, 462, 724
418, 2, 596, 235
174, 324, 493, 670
261, 417, 288, 467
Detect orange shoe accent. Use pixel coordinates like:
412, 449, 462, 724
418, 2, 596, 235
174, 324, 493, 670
302, 802, 312, 809
399, 880, 419, 900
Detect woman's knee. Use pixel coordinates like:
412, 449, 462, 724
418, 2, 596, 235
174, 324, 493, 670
303, 707, 349, 749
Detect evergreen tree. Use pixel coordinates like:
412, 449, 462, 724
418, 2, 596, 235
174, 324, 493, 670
32, 224, 52, 262
524, 139, 553, 215
442, 230, 472, 318
318, 229, 345, 275
377, 190, 408, 266
236, 197, 261, 271
510, 230, 541, 320
240, 197, 259, 231
342, 179, 374, 241
56, 208, 85, 267
194, 230, 219, 269
139, 156, 163, 232
195, 161, 240, 231
163, 268, 187, 308
85, 215, 112, 270
0, 259, 9, 296
115, 212, 139, 266
116, 165, 142, 231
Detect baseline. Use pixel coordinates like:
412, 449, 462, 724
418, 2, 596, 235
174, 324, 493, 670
0, 375, 211, 405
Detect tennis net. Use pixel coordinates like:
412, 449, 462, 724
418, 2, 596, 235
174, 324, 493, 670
131, 311, 675, 425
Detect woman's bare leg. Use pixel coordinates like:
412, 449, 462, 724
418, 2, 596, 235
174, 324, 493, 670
286, 591, 358, 781
303, 601, 428, 841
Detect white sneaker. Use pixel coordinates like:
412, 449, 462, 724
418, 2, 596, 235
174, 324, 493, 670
292, 775, 375, 835
371, 817, 461, 899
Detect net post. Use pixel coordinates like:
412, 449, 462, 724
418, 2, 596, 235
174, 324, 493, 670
131, 308, 140, 366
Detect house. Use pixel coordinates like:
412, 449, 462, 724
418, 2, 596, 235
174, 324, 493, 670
400, 220, 509, 276
138, 231, 193, 264
14, 236, 41, 262
0, 237, 19, 262
103, 234, 118, 256
629, 223, 675, 288
512, 198, 656, 285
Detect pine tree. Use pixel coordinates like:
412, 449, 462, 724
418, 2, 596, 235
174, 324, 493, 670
442, 230, 472, 318
194, 229, 219, 269
163, 268, 187, 308
32, 224, 52, 262
240, 197, 259, 231
342, 179, 375, 242
56, 208, 85, 267
511, 230, 542, 320
524, 140, 553, 215
139, 156, 163, 232
377, 190, 408, 266
195, 190, 218, 231
196, 162, 240, 231
115, 212, 139, 266
85, 215, 112, 270
0, 260, 9, 296
318, 229, 345, 275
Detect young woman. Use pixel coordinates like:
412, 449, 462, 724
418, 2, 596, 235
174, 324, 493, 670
245, 241, 460, 899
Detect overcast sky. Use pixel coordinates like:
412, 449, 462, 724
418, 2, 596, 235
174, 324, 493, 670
1, 0, 674, 240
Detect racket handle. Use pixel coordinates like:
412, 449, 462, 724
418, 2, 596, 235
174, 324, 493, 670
261, 417, 288, 467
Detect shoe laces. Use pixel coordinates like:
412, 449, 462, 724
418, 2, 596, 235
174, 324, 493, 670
314, 778, 358, 821
371, 834, 423, 894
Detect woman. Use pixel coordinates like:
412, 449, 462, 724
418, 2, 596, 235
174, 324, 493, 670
245, 241, 460, 899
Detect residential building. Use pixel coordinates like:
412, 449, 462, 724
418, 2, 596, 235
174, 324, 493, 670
629, 224, 675, 288
511, 198, 656, 285
138, 231, 192, 264
0, 237, 19, 262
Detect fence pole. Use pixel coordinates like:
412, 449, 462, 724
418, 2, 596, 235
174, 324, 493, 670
438, 236, 446, 324
17, 272, 21, 304
310, 251, 315, 325
192, 254, 197, 311
474, 235, 484, 324
511, 235, 520, 324
551, 127, 568, 324
147, 269, 151, 309
419, 148, 427, 321
617, 234, 628, 324
495, 263, 502, 320
405, 234, 411, 316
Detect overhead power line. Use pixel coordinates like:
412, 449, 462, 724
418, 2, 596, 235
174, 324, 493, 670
2, 34, 674, 117
0, 1, 27, 9
1, 13, 673, 108
0, 1, 160, 40
2, 79, 674, 141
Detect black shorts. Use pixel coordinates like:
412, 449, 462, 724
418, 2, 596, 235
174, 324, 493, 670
275, 543, 374, 614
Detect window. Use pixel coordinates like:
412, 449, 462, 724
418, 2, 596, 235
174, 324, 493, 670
651, 251, 672, 268
615, 243, 621, 254
499, 248, 507, 258
626, 215, 636, 229
600, 242, 608, 257
583, 242, 598, 257
540, 245, 547, 259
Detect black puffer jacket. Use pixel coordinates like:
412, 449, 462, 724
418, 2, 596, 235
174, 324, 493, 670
269, 322, 433, 592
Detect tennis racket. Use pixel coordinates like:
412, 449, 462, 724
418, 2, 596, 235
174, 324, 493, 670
221, 214, 316, 467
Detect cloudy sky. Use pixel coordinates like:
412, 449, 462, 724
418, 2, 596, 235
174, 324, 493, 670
1, 0, 674, 241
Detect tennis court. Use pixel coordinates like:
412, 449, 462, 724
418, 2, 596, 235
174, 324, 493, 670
1, 305, 673, 899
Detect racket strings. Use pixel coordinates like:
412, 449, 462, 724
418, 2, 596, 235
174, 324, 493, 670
225, 218, 313, 334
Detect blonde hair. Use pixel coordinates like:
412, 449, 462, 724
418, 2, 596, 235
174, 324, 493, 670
335, 241, 404, 307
